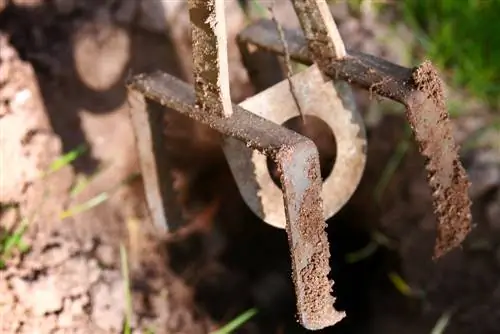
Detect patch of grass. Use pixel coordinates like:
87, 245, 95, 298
0, 146, 88, 268
60, 172, 139, 219
211, 308, 259, 334
401, 0, 500, 108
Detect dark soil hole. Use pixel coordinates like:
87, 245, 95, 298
266, 115, 337, 188
165, 159, 400, 333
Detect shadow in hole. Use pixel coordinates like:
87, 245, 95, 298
0, 0, 185, 175
165, 152, 402, 333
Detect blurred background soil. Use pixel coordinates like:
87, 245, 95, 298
0, 1, 499, 333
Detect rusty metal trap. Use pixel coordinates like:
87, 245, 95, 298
126, 0, 473, 330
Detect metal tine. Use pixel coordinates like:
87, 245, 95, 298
290, 0, 346, 68
128, 91, 184, 233
188, 0, 233, 118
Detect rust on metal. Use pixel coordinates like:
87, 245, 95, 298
238, 19, 473, 258
126, 71, 344, 329
189, 0, 233, 118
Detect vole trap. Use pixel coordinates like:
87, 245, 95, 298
127, 0, 472, 330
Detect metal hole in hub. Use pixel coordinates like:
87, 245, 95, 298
267, 115, 337, 189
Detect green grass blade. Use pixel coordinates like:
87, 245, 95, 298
61, 173, 139, 219
60, 192, 109, 219
431, 309, 453, 334
388, 271, 413, 297
211, 308, 258, 334
44, 144, 87, 177
345, 241, 379, 263
70, 175, 92, 197
120, 243, 133, 334
372, 230, 395, 248
2, 218, 29, 256
69, 163, 111, 197
387, 271, 425, 299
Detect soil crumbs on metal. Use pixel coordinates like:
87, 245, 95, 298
410, 60, 472, 258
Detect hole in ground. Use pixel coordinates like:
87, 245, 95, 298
165, 159, 401, 333
266, 115, 337, 188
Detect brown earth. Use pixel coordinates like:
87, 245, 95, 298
1, 1, 499, 334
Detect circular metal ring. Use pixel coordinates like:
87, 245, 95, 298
223, 64, 367, 229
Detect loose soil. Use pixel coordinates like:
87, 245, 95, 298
1, 1, 499, 334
